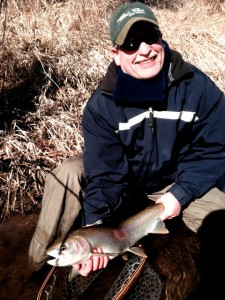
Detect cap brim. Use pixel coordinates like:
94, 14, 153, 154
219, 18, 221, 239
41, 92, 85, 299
115, 17, 159, 46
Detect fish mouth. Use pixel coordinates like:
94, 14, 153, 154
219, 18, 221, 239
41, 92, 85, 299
47, 249, 69, 266
47, 257, 69, 267
47, 258, 58, 266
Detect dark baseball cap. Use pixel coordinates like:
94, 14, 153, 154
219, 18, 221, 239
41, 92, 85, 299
109, 2, 159, 46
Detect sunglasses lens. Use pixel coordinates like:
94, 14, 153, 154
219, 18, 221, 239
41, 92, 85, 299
121, 30, 161, 51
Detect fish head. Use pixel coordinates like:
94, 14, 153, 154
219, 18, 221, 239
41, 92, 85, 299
47, 235, 91, 266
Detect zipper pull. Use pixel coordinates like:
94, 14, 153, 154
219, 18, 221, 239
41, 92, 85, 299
149, 107, 154, 130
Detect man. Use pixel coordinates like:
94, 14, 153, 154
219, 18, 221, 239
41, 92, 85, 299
29, 2, 225, 278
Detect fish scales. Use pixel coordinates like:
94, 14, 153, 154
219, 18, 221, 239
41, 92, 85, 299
47, 203, 168, 279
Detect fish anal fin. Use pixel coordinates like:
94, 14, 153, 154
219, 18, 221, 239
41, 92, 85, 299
127, 246, 147, 258
122, 253, 129, 261
149, 219, 169, 234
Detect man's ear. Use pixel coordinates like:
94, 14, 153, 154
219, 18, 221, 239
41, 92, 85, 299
111, 47, 120, 66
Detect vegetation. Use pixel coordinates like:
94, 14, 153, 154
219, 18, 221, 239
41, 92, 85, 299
0, 0, 224, 219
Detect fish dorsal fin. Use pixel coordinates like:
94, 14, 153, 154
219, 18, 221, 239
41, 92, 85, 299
149, 219, 169, 234
127, 246, 147, 258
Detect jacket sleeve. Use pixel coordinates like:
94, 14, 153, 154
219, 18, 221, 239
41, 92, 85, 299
169, 74, 225, 207
81, 91, 129, 225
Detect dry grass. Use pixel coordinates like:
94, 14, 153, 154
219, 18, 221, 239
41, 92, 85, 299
0, 0, 224, 218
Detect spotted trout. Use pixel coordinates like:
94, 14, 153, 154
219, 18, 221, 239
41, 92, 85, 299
47, 203, 168, 280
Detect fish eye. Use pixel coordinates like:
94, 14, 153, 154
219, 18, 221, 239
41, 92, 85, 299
60, 243, 68, 251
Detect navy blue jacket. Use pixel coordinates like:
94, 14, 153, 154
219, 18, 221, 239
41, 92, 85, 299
82, 48, 225, 225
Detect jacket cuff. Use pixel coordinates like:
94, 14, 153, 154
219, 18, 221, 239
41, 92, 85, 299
168, 184, 192, 207
84, 220, 103, 227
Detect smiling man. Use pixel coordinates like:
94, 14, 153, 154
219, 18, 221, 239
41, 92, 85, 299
29, 2, 225, 281
111, 22, 164, 79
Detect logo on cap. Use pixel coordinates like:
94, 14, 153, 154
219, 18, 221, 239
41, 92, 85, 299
117, 8, 146, 24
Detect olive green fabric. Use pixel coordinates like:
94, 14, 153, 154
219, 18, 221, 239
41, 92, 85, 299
148, 185, 225, 233
28, 156, 84, 271
182, 187, 225, 232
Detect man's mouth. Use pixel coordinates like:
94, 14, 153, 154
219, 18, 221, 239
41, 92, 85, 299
137, 55, 157, 64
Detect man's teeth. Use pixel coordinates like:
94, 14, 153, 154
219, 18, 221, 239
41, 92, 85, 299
140, 56, 156, 63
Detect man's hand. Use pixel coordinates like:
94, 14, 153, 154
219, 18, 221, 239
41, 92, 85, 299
156, 192, 181, 221
73, 248, 109, 277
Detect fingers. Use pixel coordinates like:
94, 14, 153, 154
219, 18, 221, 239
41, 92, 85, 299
92, 248, 101, 270
103, 254, 109, 268
73, 263, 81, 271
92, 248, 109, 270
73, 248, 109, 277
74, 260, 93, 277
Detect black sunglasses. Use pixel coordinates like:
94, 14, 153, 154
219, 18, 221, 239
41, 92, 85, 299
118, 30, 161, 51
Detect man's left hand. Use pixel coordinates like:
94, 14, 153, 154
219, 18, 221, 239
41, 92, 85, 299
156, 192, 181, 221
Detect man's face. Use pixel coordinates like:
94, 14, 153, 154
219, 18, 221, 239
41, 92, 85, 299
112, 22, 165, 80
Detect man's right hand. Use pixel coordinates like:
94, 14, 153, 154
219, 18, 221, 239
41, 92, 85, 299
73, 248, 109, 276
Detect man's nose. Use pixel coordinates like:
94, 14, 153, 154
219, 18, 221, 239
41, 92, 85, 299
138, 42, 152, 53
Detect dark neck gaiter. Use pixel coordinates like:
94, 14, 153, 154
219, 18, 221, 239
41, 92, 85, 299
113, 41, 170, 108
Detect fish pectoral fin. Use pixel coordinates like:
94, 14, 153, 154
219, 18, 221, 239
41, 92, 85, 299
127, 246, 147, 258
68, 266, 79, 281
75, 235, 92, 253
149, 219, 169, 234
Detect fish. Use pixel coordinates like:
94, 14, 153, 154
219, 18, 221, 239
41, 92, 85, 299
47, 203, 168, 280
